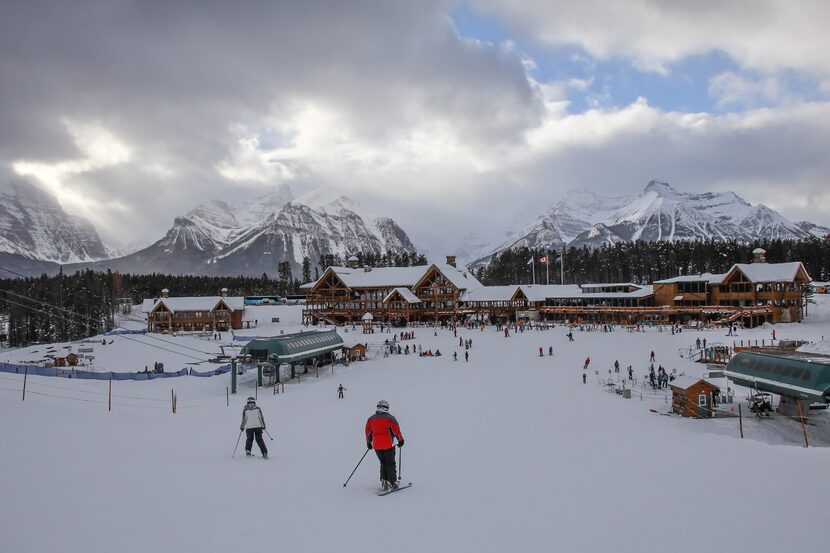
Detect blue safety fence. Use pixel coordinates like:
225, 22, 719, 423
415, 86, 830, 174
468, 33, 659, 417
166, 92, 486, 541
0, 363, 231, 380
104, 328, 147, 336
189, 365, 232, 377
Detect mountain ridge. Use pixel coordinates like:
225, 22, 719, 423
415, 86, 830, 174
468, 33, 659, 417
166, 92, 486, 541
470, 180, 830, 267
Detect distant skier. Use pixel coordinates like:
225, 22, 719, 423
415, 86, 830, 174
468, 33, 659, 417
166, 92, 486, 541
614, 360, 620, 373
567, 331, 574, 342
453, 351, 458, 361
549, 346, 553, 356
539, 347, 544, 357
365, 400, 405, 491
583, 357, 590, 370
465, 351, 469, 362
582, 372, 587, 384
628, 366, 633, 380
649, 351, 655, 362
240, 397, 268, 459
338, 384, 347, 399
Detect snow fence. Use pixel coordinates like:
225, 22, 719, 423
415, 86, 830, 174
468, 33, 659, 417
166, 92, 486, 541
0, 363, 231, 380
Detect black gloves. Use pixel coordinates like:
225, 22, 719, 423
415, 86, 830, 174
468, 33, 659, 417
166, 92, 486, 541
367, 443, 373, 450
398, 439, 404, 448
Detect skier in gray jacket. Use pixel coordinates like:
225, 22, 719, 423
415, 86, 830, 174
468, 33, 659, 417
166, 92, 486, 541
240, 397, 268, 458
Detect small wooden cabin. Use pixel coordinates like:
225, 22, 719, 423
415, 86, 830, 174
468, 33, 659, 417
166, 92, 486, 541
669, 376, 720, 418
343, 343, 367, 362
52, 353, 79, 367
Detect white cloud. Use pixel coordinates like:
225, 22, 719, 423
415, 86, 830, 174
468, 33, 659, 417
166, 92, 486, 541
708, 71, 783, 108
471, 0, 830, 78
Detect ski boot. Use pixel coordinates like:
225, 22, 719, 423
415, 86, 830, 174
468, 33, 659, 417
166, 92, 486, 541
381, 480, 390, 491
389, 480, 399, 490
245, 450, 252, 457
262, 452, 268, 459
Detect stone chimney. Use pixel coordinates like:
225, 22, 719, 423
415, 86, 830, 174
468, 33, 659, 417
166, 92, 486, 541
752, 248, 767, 263
446, 255, 457, 268
220, 287, 228, 297
161, 288, 169, 298
347, 255, 359, 269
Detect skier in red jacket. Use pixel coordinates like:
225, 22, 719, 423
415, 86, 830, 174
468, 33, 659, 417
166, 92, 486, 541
365, 400, 405, 491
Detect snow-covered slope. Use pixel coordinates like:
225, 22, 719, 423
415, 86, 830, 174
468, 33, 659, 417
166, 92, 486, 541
0, 179, 110, 263
79, 185, 416, 276
475, 180, 826, 265
2, 315, 830, 553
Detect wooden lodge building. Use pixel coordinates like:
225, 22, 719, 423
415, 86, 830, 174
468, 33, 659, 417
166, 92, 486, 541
301, 249, 812, 327
653, 249, 811, 325
142, 289, 245, 332
301, 256, 481, 325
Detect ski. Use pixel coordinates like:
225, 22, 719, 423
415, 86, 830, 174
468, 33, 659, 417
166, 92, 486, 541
377, 482, 412, 496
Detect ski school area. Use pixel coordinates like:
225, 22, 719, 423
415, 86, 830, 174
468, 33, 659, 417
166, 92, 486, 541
2, 299, 830, 553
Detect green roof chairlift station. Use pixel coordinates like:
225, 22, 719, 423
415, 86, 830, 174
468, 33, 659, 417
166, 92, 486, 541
724, 350, 830, 416
231, 330, 344, 394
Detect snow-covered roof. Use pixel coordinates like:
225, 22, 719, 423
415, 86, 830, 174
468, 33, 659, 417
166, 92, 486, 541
462, 285, 520, 302
362, 312, 374, 321
669, 375, 720, 390
326, 265, 427, 288
143, 296, 245, 314
579, 282, 640, 289
462, 284, 655, 303
730, 262, 809, 283
383, 287, 421, 304
433, 263, 482, 292
519, 285, 581, 302
316, 263, 482, 292
654, 273, 724, 284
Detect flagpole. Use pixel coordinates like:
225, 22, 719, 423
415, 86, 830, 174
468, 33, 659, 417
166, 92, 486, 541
561, 246, 565, 284
532, 258, 536, 285
546, 256, 550, 285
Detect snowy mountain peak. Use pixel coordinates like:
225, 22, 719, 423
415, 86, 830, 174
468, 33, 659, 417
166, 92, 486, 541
237, 183, 294, 226
472, 180, 827, 266
0, 178, 109, 264
78, 185, 416, 276
186, 200, 240, 229
643, 180, 677, 196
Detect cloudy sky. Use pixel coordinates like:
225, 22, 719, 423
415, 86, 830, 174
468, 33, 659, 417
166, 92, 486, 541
2, 0, 829, 253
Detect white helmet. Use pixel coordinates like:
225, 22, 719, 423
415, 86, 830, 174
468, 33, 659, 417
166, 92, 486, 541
246, 397, 256, 404
376, 400, 389, 412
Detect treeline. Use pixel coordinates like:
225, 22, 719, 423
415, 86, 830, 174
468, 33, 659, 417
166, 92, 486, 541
0, 252, 427, 346
476, 237, 830, 286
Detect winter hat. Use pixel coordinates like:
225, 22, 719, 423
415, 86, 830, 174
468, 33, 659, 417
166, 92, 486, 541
246, 397, 256, 404
376, 400, 389, 412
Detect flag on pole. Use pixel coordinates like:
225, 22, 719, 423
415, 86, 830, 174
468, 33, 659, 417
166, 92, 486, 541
526, 257, 534, 266
539, 256, 548, 263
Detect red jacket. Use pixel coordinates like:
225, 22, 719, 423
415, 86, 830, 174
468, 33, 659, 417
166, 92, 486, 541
365, 412, 404, 450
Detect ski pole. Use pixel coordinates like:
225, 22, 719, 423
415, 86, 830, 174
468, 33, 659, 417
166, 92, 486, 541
264, 429, 275, 441
398, 444, 403, 482
343, 448, 371, 487
232, 430, 243, 458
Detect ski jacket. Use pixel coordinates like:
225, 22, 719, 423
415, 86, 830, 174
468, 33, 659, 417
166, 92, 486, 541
365, 411, 403, 450
241, 405, 265, 430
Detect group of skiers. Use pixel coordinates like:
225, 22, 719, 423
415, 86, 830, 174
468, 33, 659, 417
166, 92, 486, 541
239, 396, 405, 492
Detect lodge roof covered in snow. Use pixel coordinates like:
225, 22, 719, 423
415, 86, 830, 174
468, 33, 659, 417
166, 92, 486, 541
141, 296, 245, 314
305, 262, 482, 292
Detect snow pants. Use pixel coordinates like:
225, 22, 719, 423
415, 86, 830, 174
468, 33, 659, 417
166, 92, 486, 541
245, 429, 267, 455
375, 447, 397, 483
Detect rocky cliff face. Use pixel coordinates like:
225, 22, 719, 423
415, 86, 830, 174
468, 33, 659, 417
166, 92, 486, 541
0, 179, 110, 264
